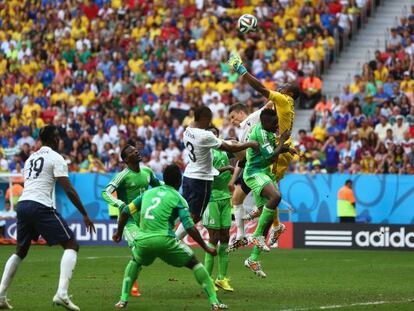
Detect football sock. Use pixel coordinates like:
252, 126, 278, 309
234, 205, 245, 239
249, 246, 261, 262
120, 259, 140, 301
175, 223, 187, 240
204, 243, 216, 276
193, 263, 219, 304
253, 206, 275, 237
57, 249, 77, 298
272, 208, 280, 227
217, 243, 229, 280
0, 254, 21, 298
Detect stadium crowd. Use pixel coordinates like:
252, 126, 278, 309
302, 5, 414, 175
0, 0, 372, 176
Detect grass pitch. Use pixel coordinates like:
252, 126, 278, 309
0, 246, 413, 311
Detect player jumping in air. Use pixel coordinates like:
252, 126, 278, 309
175, 105, 259, 240
102, 144, 161, 309
113, 164, 228, 310
243, 110, 295, 277
202, 127, 234, 292
228, 51, 299, 249
0, 125, 95, 310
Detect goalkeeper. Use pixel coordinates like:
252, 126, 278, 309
228, 51, 299, 246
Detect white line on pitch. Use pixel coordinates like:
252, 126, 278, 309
279, 298, 414, 311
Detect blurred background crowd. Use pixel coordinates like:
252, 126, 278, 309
0, 0, 411, 176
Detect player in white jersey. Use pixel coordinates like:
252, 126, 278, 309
0, 125, 95, 311
175, 106, 259, 240
227, 102, 274, 252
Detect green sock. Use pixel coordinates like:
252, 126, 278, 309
120, 260, 141, 301
253, 206, 275, 237
249, 246, 261, 261
217, 243, 228, 280
193, 263, 219, 304
204, 243, 216, 276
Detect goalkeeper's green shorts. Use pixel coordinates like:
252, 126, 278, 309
131, 236, 194, 267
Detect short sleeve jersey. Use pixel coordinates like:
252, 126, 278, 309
124, 185, 194, 239
238, 108, 263, 143
183, 127, 222, 180
19, 146, 68, 207
210, 149, 232, 201
244, 123, 277, 176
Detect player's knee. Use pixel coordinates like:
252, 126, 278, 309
15, 245, 29, 259
62, 239, 80, 252
268, 191, 281, 209
185, 256, 199, 270
220, 231, 230, 244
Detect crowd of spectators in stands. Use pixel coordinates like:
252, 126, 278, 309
299, 5, 414, 174
0, 0, 372, 176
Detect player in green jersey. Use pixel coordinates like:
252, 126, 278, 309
102, 144, 161, 308
202, 127, 234, 292
113, 164, 228, 310
243, 109, 295, 277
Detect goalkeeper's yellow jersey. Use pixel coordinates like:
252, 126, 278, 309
268, 90, 295, 145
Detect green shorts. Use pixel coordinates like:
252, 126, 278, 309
123, 222, 140, 248
131, 236, 194, 267
244, 173, 278, 208
202, 198, 232, 230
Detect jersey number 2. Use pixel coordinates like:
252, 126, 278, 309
144, 197, 161, 220
186, 142, 196, 162
28, 157, 44, 179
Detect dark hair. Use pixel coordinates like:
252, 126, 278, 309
163, 164, 182, 187
260, 108, 277, 123
345, 179, 353, 186
229, 103, 248, 114
39, 125, 58, 144
194, 105, 212, 121
120, 144, 133, 161
284, 83, 301, 100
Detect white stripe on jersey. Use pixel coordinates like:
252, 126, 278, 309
19, 146, 68, 208
183, 127, 222, 181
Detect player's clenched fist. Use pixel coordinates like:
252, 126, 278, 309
113, 231, 122, 243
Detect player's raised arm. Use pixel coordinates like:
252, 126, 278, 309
228, 52, 270, 98
57, 177, 95, 233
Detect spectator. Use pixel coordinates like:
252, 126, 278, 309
302, 70, 322, 108
374, 116, 392, 141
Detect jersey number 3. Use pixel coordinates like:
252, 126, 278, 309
144, 197, 161, 220
28, 157, 44, 179
186, 142, 197, 162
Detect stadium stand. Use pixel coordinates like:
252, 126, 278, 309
0, 0, 373, 175
304, 4, 414, 175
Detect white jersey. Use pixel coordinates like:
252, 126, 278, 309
238, 107, 264, 142
183, 127, 222, 181
19, 146, 68, 207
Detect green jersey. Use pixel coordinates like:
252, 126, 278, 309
244, 123, 277, 176
102, 166, 161, 224
210, 149, 232, 201
123, 185, 194, 239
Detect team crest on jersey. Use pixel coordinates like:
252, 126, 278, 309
209, 219, 215, 225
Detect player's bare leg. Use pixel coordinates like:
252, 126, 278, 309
227, 186, 248, 252
0, 244, 29, 309
52, 239, 80, 311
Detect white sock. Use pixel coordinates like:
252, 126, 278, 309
57, 249, 77, 298
0, 254, 21, 298
175, 223, 187, 240
234, 205, 245, 239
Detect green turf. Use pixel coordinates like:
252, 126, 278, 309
0, 246, 413, 310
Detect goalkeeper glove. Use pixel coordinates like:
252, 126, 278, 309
228, 52, 247, 75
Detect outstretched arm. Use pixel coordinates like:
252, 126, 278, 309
228, 52, 270, 98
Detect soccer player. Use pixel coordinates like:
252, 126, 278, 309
113, 164, 228, 310
175, 105, 258, 240
227, 102, 273, 252
228, 51, 300, 247
102, 144, 161, 308
243, 109, 295, 277
202, 127, 234, 292
0, 125, 95, 310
